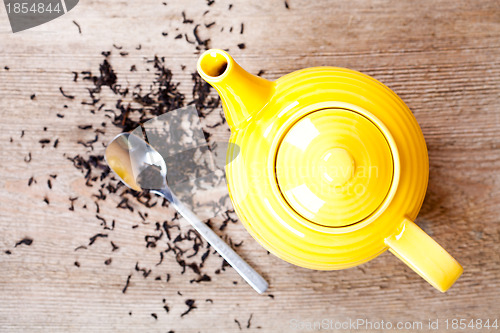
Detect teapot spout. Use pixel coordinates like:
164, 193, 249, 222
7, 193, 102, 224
197, 49, 274, 130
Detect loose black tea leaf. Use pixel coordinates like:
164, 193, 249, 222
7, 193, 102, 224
110, 241, 119, 251
180, 299, 197, 317
59, 87, 75, 99
96, 214, 106, 226
73, 20, 82, 34
184, 34, 195, 44
190, 274, 211, 283
15, 238, 33, 247
122, 275, 132, 293
69, 197, 78, 211
247, 314, 253, 328
181, 11, 193, 24
135, 262, 152, 278
156, 252, 164, 266
89, 233, 108, 246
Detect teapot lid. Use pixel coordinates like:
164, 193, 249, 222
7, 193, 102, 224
275, 108, 394, 227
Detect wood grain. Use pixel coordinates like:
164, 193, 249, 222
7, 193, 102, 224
0, 0, 499, 332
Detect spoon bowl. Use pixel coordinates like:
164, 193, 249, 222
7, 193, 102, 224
105, 133, 167, 191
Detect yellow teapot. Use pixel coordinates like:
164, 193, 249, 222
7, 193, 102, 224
197, 49, 463, 292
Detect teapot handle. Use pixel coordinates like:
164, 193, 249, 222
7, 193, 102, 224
385, 218, 463, 292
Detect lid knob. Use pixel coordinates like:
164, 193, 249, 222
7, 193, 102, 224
321, 148, 355, 187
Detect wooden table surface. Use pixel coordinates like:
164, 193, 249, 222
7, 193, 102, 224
1, 0, 499, 332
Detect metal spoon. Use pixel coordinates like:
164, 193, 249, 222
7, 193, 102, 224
105, 133, 268, 294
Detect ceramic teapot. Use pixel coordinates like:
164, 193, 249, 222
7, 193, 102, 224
197, 49, 463, 292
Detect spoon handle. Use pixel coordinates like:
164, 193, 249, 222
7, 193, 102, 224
155, 189, 269, 294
